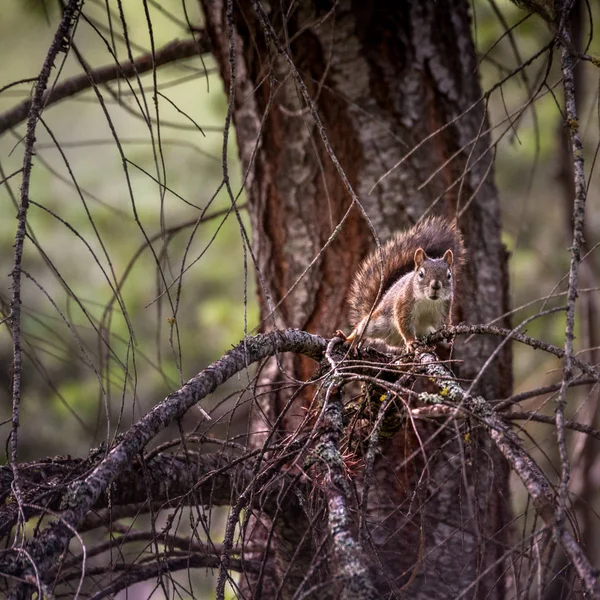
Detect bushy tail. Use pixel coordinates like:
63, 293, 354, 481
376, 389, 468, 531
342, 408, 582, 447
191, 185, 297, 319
347, 216, 466, 328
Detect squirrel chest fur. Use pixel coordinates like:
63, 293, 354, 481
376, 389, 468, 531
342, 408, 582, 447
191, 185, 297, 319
346, 217, 466, 349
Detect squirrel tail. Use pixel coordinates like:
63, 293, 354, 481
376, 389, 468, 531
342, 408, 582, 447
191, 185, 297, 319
347, 216, 466, 328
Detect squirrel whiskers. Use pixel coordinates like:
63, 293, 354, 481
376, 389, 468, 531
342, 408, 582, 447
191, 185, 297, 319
346, 217, 466, 349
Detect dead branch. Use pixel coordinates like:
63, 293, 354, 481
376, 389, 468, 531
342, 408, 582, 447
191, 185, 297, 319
494, 377, 597, 411
555, 18, 589, 543
84, 554, 270, 600
315, 378, 378, 598
3, 325, 600, 597
504, 411, 600, 441
0, 36, 210, 137
0, 451, 309, 540
0, 329, 327, 597
428, 324, 599, 379
8, 0, 84, 563
417, 351, 600, 596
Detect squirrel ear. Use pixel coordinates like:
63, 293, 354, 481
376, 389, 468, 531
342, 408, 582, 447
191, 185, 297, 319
414, 248, 426, 268
443, 249, 454, 267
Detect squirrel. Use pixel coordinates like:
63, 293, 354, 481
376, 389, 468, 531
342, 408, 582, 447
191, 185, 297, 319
345, 216, 466, 350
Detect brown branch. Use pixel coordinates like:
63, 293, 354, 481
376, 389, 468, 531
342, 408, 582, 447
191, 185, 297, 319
504, 411, 600, 441
0, 449, 310, 595
8, 1, 84, 566
0, 330, 327, 596
0, 453, 237, 539
555, 21, 588, 541
82, 553, 271, 600
494, 377, 597, 412
52, 529, 231, 578
417, 351, 600, 597
0, 35, 210, 137
427, 324, 599, 379
554, 1, 600, 562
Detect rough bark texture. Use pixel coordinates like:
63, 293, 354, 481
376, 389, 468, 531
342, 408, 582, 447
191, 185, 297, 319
201, 0, 513, 597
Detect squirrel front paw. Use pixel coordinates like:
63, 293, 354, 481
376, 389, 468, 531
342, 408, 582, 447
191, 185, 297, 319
338, 328, 364, 352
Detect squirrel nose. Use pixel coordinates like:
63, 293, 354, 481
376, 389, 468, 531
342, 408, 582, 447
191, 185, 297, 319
431, 280, 441, 291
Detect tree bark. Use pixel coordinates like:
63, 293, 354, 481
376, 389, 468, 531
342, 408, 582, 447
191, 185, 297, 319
201, 0, 513, 597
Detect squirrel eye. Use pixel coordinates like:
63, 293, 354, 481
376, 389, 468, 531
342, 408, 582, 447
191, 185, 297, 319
418, 269, 424, 279
447, 270, 452, 280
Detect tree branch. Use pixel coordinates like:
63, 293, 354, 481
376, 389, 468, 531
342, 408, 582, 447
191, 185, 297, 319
0, 451, 282, 539
315, 377, 378, 598
84, 554, 270, 600
555, 20, 588, 541
5, 325, 597, 596
428, 324, 599, 379
1, 330, 327, 596
0, 35, 210, 137
8, 0, 84, 563
504, 411, 600, 441
494, 377, 597, 411
417, 351, 600, 597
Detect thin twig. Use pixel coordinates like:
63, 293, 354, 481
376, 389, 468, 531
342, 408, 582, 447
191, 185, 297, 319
494, 377, 596, 412
504, 411, 600, 442
8, 0, 83, 559
417, 351, 600, 597
0, 330, 327, 594
556, 25, 587, 536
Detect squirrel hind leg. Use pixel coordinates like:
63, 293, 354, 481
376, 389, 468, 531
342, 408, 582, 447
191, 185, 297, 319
345, 317, 370, 350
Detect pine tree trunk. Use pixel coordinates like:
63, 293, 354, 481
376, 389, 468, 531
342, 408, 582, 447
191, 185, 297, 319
201, 1, 513, 597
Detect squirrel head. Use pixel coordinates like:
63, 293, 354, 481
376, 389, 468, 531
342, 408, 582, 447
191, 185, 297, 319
412, 248, 454, 301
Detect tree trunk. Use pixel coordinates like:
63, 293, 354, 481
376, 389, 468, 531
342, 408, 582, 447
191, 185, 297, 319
201, 0, 513, 597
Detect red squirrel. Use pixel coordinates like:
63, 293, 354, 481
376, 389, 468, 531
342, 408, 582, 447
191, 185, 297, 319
345, 217, 466, 349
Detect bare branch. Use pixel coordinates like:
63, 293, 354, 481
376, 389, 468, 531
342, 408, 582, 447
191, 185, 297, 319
315, 377, 378, 598
504, 411, 600, 441
0, 36, 210, 137
0, 330, 327, 596
428, 324, 599, 380
417, 351, 600, 596
555, 21, 588, 541
8, 0, 84, 557
494, 377, 597, 411
85, 554, 270, 600
0, 452, 301, 538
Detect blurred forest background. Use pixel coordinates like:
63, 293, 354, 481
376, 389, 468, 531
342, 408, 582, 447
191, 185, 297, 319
0, 0, 254, 459
0, 0, 599, 597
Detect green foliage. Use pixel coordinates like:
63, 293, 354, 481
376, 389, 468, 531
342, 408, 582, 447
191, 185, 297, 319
0, 1, 255, 459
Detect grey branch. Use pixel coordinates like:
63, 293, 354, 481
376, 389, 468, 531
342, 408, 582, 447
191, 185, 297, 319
0, 452, 290, 538
505, 411, 600, 441
1, 329, 327, 597
418, 351, 600, 597
555, 23, 588, 545
85, 554, 270, 600
317, 380, 379, 598
4, 326, 599, 597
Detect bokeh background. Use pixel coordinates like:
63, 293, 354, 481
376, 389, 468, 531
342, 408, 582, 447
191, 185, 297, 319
0, 0, 599, 597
